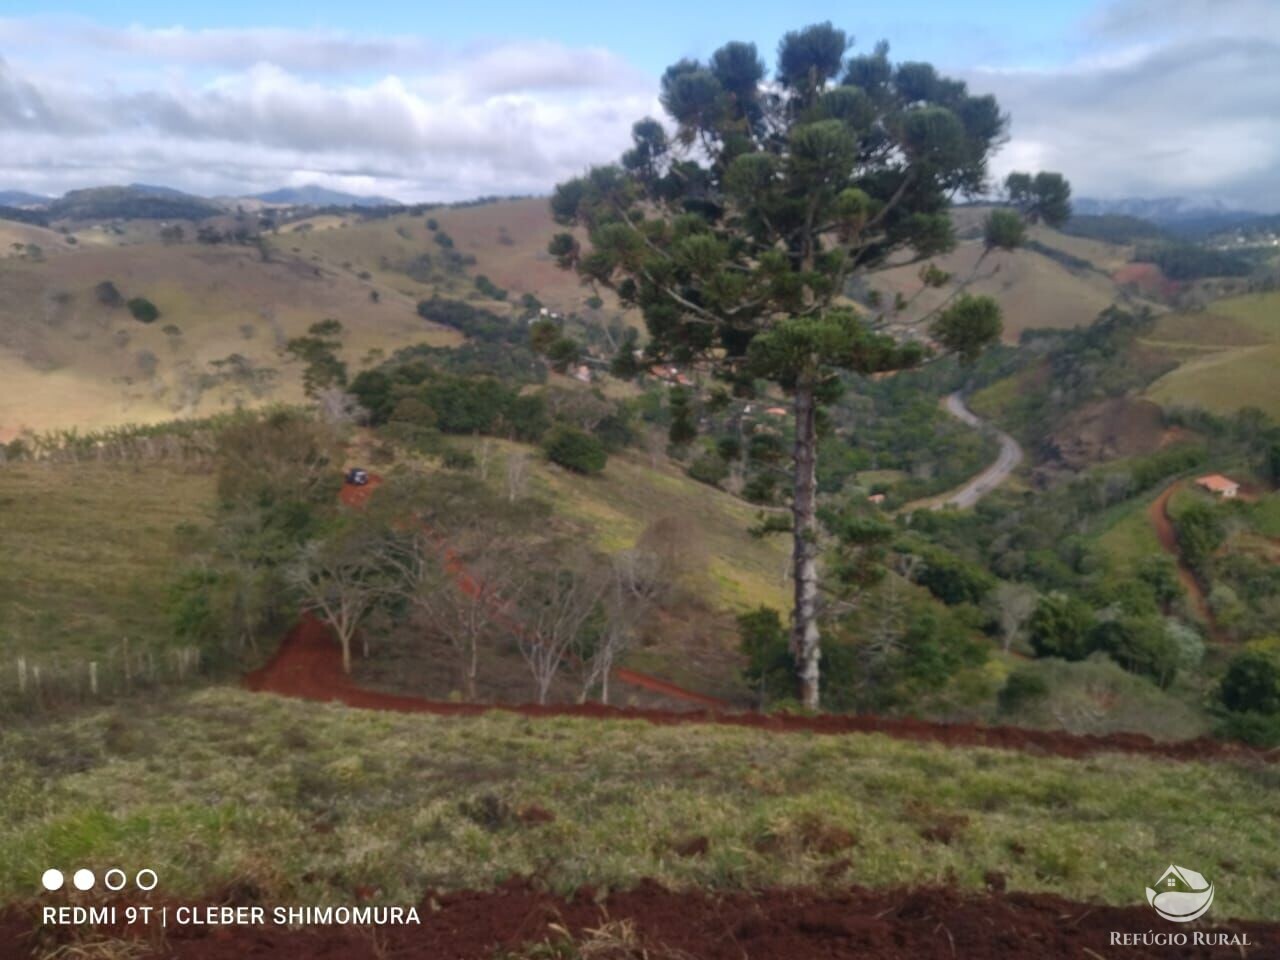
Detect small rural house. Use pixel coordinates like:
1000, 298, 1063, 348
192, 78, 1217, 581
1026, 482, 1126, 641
1195, 474, 1240, 498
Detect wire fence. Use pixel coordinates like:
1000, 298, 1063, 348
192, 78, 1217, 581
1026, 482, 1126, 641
0, 640, 207, 715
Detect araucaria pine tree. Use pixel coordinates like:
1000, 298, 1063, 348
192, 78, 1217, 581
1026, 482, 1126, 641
549, 23, 1068, 709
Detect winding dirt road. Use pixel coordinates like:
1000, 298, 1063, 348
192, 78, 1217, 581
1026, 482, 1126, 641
903, 392, 1023, 512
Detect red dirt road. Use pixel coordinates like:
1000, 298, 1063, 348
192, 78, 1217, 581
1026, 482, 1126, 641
1148, 481, 1219, 636
245, 472, 1272, 763
246, 615, 1275, 763
6, 881, 1277, 959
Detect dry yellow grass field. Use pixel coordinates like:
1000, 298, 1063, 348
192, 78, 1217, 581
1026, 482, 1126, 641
0, 240, 457, 437
0, 199, 1139, 437
871, 228, 1126, 342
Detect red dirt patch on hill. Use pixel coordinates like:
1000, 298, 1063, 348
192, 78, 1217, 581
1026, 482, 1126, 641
1148, 480, 1222, 639
5, 881, 1276, 959
1114, 261, 1182, 300
246, 614, 1274, 763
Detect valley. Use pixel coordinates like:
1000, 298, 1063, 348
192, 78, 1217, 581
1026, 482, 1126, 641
2, 13, 1279, 958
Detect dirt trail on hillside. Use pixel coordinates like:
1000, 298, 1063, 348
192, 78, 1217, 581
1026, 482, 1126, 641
6, 881, 1277, 959
1148, 480, 1220, 637
246, 614, 1274, 763
336, 473, 728, 709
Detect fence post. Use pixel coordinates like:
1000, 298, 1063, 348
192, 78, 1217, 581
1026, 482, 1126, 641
17, 657, 26, 696
89, 661, 99, 697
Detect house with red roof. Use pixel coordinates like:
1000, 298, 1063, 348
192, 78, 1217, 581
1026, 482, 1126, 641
1195, 474, 1240, 498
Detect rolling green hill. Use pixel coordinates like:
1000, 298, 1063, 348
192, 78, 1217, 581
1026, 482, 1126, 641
1143, 292, 1280, 418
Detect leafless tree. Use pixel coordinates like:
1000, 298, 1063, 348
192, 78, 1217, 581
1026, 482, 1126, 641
505, 450, 530, 502
287, 522, 391, 673
577, 549, 664, 704
994, 581, 1038, 653
476, 439, 494, 481
543, 387, 612, 432
644, 429, 666, 470
314, 387, 366, 426
384, 529, 520, 701
516, 550, 608, 705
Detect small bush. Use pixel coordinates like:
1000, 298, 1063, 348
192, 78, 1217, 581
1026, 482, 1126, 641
441, 448, 477, 471
1028, 593, 1094, 660
1215, 710, 1280, 748
687, 452, 730, 488
543, 425, 607, 475
997, 668, 1049, 714
1090, 616, 1182, 688
127, 297, 160, 323
1219, 649, 1280, 715
95, 280, 124, 308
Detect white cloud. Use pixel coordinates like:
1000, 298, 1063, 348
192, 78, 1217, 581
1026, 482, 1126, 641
0, 27, 659, 201
0, 7, 1277, 209
971, 1, 1280, 209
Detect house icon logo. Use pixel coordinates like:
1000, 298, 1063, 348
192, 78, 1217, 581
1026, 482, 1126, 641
1145, 865, 1214, 922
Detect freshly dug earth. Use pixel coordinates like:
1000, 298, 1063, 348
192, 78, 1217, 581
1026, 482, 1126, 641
246, 615, 1276, 764
5, 881, 1276, 959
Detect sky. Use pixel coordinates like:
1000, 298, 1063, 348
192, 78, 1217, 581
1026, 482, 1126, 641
0, 0, 1277, 209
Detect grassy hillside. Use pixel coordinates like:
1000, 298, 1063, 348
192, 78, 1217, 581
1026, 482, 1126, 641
0, 462, 213, 665
2, 688, 1276, 917
0, 199, 1148, 438
0, 241, 457, 437
284, 199, 626, 321
0, 432, 787, 706
865, 225, 1126, 343
519, 444, 789, 613
1143, 292, 1280, 418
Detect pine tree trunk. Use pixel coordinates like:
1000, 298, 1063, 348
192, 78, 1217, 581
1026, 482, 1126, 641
791, 376, 821, 710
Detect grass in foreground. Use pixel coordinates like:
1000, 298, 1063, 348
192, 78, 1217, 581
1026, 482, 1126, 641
1, 688, 1276, 919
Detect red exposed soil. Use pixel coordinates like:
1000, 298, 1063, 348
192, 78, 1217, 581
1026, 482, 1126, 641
337, 473, 727, 709
1148, 480, 1221, 638
245, 614, 1276, 763
246, 472, 1275, 764
1114, 261, 1183, 301
5, 881, 1277, 959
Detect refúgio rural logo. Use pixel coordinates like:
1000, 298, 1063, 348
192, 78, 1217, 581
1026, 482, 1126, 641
1145, 864, 1215, 923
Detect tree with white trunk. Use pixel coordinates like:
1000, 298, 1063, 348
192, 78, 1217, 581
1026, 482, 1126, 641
550, 23, 1068, 707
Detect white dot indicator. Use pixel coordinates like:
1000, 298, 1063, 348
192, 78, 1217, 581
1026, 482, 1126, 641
72, 869, 95, 891
41, 869, 64, 892
104, 869, 127, 892
136, 869, 158, 891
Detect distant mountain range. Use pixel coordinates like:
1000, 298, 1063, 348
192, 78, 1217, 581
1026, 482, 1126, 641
1074, 197, 1270, 238
0, 190, 51, 207
250, 185, 402, 207
0, 183, 403, 218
